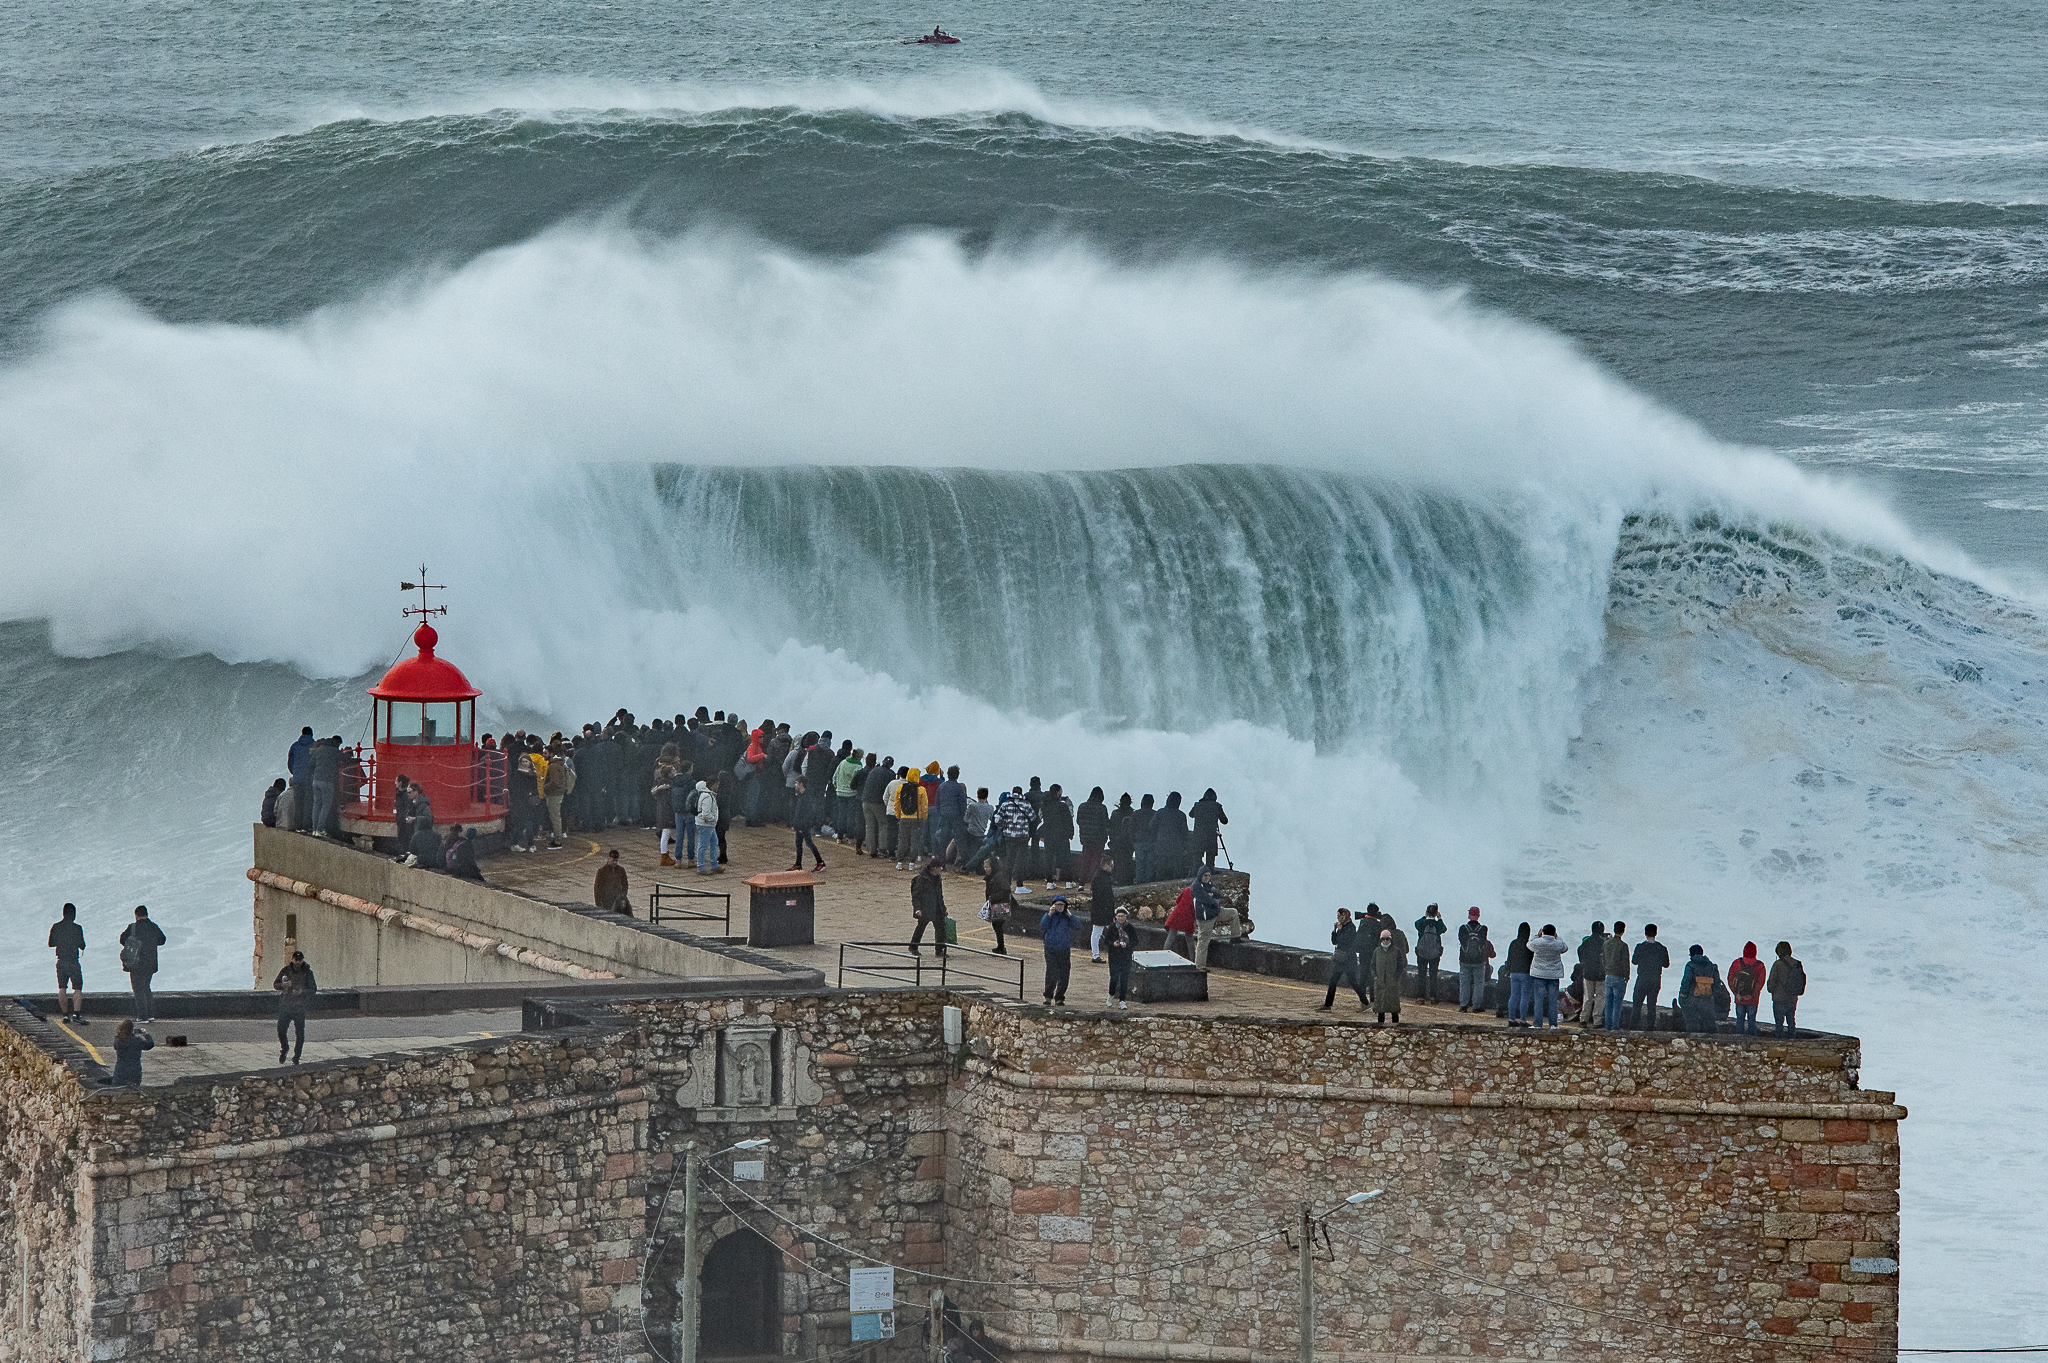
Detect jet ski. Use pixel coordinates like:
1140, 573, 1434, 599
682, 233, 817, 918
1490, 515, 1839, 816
911, 31, 960, 43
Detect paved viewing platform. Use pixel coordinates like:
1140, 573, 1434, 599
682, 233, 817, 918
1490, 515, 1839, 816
478, 820, 1479, 1025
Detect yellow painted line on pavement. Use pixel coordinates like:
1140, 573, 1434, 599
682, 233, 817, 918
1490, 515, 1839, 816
53, 1018, 103, 1065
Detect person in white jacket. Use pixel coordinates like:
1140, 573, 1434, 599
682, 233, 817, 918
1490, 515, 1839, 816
1527, 925, 1570, 1031
691, 780, 721, 876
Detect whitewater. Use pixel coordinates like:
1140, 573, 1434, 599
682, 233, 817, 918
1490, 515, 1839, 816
2, 0, 2046, 1348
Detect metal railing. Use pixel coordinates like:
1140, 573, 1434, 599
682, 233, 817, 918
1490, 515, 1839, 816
648, 882, 733, 935
836, 941, 1025, 1000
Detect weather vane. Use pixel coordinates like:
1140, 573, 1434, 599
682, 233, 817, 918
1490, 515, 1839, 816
399, 566, 447, 622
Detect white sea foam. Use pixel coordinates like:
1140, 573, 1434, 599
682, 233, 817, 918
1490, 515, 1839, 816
0, 229, 2041, 1347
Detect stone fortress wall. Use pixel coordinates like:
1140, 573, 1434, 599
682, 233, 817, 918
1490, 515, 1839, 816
3, 987, 1899, 1363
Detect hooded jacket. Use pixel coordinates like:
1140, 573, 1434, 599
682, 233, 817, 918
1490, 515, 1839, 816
1679, 948, 1721, 1002
1505, 926, 1534, 976
693, 781, 718, 827
1189, 791, 1227, 841
1528, 931, 1569, 980
1039, 905, 1076, 953
1076, 795, 1110, 846
995, 793, 1032, 838
1728, 943, 1767, 1006
833, 755, 865, 798
1164, 886, 1196, 936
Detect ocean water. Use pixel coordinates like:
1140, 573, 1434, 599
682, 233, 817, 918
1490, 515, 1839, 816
0, 0, 2043, 1351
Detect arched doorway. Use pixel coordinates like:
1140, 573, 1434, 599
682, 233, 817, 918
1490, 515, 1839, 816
700, 1228, 781, 1357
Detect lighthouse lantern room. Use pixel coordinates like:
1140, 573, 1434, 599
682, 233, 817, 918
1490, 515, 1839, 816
338, 571, 507, 840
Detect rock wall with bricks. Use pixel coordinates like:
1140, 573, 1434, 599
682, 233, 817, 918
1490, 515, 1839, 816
942, 1003, 1901, 1363
3, 991, 1899, 1363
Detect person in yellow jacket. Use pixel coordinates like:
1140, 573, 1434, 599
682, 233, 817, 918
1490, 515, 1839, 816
893, 767, 929, 869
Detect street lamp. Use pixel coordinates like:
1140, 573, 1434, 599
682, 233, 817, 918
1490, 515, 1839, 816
1298, 1189, 1384, 1363
674, 1139, 773, 1363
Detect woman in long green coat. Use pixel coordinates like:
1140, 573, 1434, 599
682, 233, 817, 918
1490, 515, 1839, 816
1371, 927, 1404, 1024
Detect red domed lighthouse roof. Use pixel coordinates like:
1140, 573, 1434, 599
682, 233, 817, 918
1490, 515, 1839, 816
368, 623, 481, 701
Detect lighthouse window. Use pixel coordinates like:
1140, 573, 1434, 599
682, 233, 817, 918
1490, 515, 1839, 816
385, 701, 462, 745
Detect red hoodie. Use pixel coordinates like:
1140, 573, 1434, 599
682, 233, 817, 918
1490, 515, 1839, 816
1164, 886, 1196, 935
1729, 942, 1766, 1005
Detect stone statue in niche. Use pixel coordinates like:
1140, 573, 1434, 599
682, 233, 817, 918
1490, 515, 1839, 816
733, 1039, 770, 1107
720, 1025, 779, 1109
674, 1023, 825, 1114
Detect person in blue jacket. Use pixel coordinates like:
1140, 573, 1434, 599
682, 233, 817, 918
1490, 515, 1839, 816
1040, 897, 1075, 1006
1678, 945, 1723, 1034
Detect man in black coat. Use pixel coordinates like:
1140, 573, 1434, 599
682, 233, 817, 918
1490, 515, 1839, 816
1319, 908, 1368, 1010
908, 858, 948, 957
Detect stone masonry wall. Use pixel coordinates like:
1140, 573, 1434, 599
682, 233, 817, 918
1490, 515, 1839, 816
5, 990, 1899, 1363
943, 1004, 1900, 1363
64, 1025, 650, 1361
0, 1007, 94, 1363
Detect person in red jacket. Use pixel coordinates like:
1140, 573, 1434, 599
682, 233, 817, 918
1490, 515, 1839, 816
1728, 942, 1767, 1036
1163, 885, 1196, 959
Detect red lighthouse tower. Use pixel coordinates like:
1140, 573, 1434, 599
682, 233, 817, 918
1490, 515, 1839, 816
339, 571, 507, 841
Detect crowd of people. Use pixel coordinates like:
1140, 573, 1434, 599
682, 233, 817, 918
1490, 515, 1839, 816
1312, 906, 1809, 1035
265, 707, 1234, 895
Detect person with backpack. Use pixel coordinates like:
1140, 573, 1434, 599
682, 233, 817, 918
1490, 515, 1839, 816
894, 768, 930, 870
118, 905, 167, 1023
1456, 908, 1494, 1013
1631, 925, 1671, 1030
1602, 921, 1631, 1031
1318, 907, 1368, 1011
1412, 904, 1446, 1003
1678, 946, 1722, 1034
1767, 941, 1807, 1036
273, 950, 318, 1065
1727, 942, 1767, 1036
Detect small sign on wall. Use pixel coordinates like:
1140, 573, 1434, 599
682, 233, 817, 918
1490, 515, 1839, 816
732, 1160, 765, 1182
851, 1312, 895, 1341
849, 1267, 896, 1314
